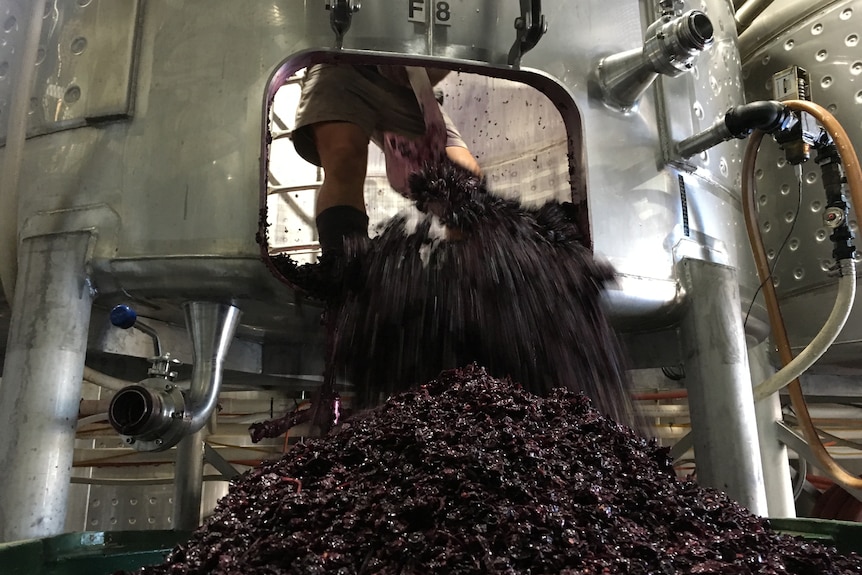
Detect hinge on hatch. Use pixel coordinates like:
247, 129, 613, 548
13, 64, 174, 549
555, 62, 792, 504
658, 0, 685, 18
507, 0, 548, 67
326, 0, 361, 49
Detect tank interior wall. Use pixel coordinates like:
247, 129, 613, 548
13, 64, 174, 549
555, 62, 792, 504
739, 0, 862, 369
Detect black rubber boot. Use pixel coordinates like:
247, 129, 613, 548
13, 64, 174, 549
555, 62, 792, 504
315, 205, 370, 254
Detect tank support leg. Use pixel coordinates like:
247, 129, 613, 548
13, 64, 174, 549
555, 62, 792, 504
678, 258, 769, 515
174, 429, 206, 531
0, 232, 94, 542
749, 340, 796, 517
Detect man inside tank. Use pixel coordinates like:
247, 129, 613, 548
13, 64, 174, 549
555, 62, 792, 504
291, 63, 482, 255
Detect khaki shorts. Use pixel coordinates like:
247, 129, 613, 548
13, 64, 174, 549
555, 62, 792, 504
292, 64, 467, 167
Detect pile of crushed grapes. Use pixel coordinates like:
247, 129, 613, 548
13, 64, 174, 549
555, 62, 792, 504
120, 365, 861, 574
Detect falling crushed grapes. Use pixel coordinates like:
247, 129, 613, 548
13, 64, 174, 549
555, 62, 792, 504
118, 163, 862, 574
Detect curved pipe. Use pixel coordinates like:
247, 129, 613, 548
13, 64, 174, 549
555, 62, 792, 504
0, 0, 46, 305
184, 301, 242, 434
753, 261, 856, 401
77, 413, 109, 430
742, 98, 862, 493
107, 302, 242, 451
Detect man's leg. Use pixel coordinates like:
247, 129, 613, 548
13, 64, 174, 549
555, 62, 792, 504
312, 121, 371, 253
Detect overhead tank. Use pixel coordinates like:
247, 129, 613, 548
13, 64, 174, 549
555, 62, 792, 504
0, 0, 784, 539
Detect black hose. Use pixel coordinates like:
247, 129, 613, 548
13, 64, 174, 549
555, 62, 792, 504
725, 101, 793, 139
676, 100, 796, 158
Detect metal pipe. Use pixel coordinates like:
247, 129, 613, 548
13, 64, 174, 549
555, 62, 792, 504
184, 301, 242, 434
0, 0, 45, 305
677, 258, 768, 515
79, 399, 113, 417
0, 232, 94, 542
597, 10, 714, 111
676, 101, 793, 158
174, 430, 206, 531
748, 341, 795, 518
133, 320, 163, 357
107, 302, 242, 451
735, 0, 776, 34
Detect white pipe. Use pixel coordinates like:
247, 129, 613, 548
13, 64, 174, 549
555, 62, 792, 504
77, 413, 109, 429
70, 475, 229, 486
0, 0, 45, 305
749, 341, 795, 518
83, 367, 133, 392
83, 366, 189, 392
753, 259, 857, 402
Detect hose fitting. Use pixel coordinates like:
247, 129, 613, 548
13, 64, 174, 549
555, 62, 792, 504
676, 101, 796, 158
597, 10, 715, 112
108, 302, 242, 452
816, 143, 856, 262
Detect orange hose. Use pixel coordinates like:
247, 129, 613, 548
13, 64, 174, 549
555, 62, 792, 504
742, 99, 862, 492
806, 475, 835, 490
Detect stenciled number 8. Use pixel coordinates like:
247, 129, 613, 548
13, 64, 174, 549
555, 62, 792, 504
435, 1, 451, 22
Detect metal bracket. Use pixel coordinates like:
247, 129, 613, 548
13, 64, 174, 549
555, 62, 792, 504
204, 442, 242, 480
507, 0, 547, 67
669, 431, 694, 462
658, 0, 685, 18
326, 0, 361, 49
775, 421, 862, 502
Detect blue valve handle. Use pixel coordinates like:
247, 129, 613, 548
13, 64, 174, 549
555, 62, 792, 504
110, 304, 138, 329
109, 304, 164, 360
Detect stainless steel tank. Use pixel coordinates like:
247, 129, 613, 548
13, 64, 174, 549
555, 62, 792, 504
0, 0, 777, 538
0, 0, 762, 333
739, 0, 862, 370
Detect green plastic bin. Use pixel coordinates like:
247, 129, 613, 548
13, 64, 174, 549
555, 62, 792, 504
769, 517, 862, 555
0, 520, 859, 573
0, 530, 189, 575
